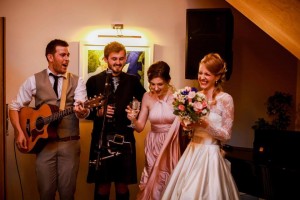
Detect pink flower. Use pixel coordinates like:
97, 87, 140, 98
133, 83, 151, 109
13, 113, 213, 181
193, 101, 203, 113
178, 104, 185, 111
202, 101, 208, 107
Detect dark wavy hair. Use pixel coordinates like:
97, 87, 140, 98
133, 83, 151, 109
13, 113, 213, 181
147, 61, 171, 83
45, 39, 69, 61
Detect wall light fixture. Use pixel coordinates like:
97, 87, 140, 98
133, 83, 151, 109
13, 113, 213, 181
98, 24, 142, 39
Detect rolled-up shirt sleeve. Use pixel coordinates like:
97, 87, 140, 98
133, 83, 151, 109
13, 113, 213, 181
73, 77, 88, 105
9, 76, 36, 111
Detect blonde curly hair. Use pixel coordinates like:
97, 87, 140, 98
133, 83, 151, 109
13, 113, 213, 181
200, 53, 227, 104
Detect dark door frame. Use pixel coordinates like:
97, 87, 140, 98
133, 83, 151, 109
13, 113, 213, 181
0, 17, 6, 200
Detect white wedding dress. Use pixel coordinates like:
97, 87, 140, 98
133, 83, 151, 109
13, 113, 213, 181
161, 92, 240, 200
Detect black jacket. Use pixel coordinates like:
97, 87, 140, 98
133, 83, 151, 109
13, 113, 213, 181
86, 70, 146, 142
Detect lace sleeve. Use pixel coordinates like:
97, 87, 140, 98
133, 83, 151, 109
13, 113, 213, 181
206, 93, 234, 142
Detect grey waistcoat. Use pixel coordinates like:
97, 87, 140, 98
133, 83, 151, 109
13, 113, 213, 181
34, 69, 80, 138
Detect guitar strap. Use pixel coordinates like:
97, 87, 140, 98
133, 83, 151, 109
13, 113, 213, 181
59, 72, 69, 110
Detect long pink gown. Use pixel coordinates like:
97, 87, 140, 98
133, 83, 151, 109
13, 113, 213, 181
136, 92, 181, 200
161, 92, 240, 200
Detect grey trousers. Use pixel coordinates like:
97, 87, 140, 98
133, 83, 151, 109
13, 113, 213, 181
36, 140, 80, 200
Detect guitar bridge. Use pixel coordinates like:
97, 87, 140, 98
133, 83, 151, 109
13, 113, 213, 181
26, 119, 31, 137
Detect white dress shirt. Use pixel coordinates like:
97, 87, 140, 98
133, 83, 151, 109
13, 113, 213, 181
9, 68, 87, 111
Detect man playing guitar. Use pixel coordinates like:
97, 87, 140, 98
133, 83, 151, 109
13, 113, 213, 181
9, 39, 89, 200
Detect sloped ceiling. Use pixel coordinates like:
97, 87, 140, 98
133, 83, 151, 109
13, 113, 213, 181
226, 0, 300, 60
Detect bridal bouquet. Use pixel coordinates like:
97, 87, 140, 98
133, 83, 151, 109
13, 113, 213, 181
173, 87, 209, 127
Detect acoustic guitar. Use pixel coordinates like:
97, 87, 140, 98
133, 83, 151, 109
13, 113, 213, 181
18, 95, 103, 153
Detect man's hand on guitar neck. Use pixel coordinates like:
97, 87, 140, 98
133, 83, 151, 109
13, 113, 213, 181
74, 101, 90, 119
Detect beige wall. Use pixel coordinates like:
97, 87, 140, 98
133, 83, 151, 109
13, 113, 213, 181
1, 0, 298, 199
226, 8, 298, 146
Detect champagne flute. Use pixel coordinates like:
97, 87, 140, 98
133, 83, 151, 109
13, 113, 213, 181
127, 98, 141, 128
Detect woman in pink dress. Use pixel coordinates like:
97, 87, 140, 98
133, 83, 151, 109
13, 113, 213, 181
126, 61, 181, 200
161, 53, 240, 200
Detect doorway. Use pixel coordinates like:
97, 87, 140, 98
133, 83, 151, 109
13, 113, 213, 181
0, 16, 6, 200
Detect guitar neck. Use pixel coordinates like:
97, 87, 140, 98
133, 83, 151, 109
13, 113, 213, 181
40, 95, 103, 125
44, 107, 74, 124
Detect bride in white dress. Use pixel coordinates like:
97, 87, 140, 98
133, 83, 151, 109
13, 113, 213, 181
161, 53, 240, 200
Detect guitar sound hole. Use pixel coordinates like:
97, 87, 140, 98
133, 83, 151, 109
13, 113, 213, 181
36, 117, 45, 131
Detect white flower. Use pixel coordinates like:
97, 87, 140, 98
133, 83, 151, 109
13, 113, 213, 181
188, 91, 196, 99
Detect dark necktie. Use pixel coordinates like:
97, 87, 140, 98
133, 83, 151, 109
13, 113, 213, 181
49, 73, 60, 97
